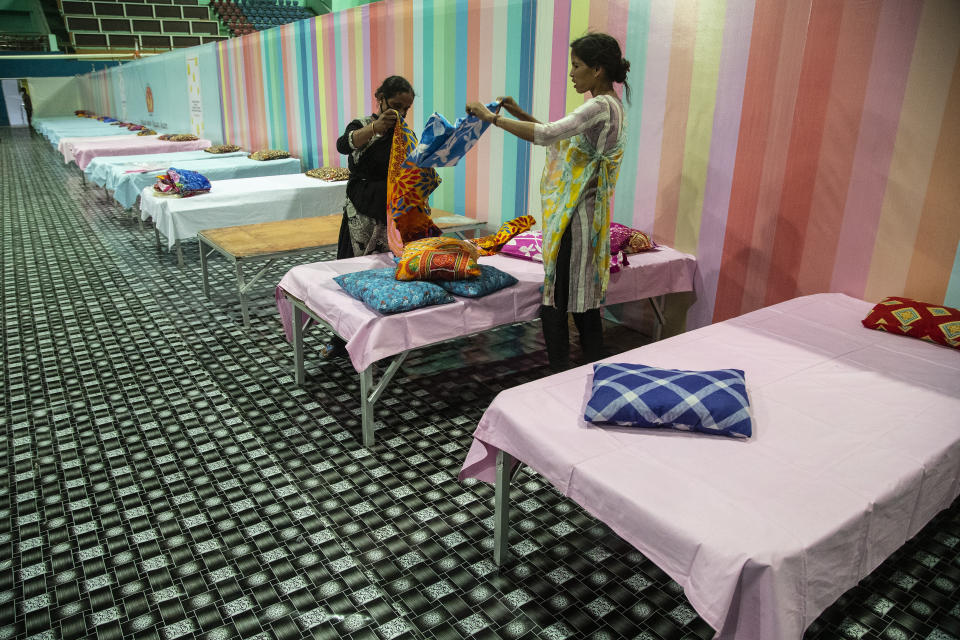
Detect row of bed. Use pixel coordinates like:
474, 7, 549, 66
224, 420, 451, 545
36, 114, 960, 639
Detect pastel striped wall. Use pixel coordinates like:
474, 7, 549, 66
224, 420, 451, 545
78, 0, 960, 327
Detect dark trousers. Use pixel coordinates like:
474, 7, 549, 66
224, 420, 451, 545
540, 223, 604, 371
328, 210, 354, 353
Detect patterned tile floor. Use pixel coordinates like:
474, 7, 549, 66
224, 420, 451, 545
1, 125, 959, 640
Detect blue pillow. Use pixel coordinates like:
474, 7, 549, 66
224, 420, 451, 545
436, 264, 518, 298
333, 267, 455, 315
584, 363, 753, 438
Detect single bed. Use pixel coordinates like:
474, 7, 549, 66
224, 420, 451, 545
138, 173, 348, 264
63, 135, 212, 170
459, 293, 960, 639
103, 154, 301, 209
277, 246, 697, 446
38, 119, 139, 145
84, 149, 246, 192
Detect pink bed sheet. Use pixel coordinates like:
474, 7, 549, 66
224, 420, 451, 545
67, 136, 212, 170
276, 246, 697, 373
459, 293, 960, 640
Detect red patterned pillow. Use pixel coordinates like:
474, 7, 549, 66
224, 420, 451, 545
861, 297, 960, 350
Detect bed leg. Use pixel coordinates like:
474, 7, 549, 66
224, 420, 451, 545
199, 239, 210, 299
360, 367, 374, 447
494, 450, 514, 566
649, 295, 666, 341
235, 261, 250, 327
292, 303, 306, 385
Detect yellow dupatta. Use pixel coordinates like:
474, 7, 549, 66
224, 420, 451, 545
385, 116, 442, 256
539, 130, 624, 306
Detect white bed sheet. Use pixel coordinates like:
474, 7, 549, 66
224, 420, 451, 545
139, 173, 347, 248
109, 156, 301, 209
459, 293, 960, 639
277, 247, 698, 373
84, 150, 246, 190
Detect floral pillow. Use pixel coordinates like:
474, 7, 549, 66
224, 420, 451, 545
499, 229, 625, 272
395, 237, 480, 282
437, 264, 518, 298
471, 215, 537, 256
306, 167, 350, 181
248, 149, 291, 161
334, 268, 455, 314
500, 230, 543, 262
610, 222, 657, 254
861, 297, 960, 350
158, 133, 199, 142
204, 144, 241, 154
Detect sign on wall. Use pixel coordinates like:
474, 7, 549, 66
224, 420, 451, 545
186, 55, 203, 137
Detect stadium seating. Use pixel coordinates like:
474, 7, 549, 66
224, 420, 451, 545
61, 1, 228, 51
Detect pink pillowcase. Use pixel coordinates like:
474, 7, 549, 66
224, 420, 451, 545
500, 229, 625, 273
501, 230, 543, 262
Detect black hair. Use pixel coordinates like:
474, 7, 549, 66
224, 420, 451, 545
374, 75, 415, 102
570, 33, 631, 103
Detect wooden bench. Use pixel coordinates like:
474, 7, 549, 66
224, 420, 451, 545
197, 212, 488, 326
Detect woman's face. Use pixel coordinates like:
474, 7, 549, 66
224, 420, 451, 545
379, 91, 414, 118
569, 53, 597, 94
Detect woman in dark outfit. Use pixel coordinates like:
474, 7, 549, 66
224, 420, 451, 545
323, 75, 416, 359
20, 87, 33, 129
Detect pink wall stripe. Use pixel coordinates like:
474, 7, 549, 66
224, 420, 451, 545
764, 0, 845, 307
738, 0, 811, 314
361, 6, 372, 119
687, 0, 756, 328
322, 16, 340, 167
652, 0, 698, 244
473, 0, 495, 223
630, 0, 673, 233
280, 29, 299, 159
794, 0, 881, 297
829, 0, 922, 298
550, 0, 572, 122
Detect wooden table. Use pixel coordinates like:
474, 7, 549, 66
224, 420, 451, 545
198, 211, 487, 326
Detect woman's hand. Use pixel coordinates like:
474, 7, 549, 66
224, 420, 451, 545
495, 96, 539, 124
373, 109, 399, 135
497, 96, 519, 113
466, 101, 496, 123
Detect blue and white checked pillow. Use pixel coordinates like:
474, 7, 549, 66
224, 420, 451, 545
584, 363, 753, 438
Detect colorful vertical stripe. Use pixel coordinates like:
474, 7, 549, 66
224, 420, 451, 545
74, 0, 960, 327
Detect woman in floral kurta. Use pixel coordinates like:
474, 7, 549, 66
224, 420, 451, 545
467, 33, 631, 370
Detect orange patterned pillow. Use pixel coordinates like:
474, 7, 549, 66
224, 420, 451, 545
395, 237, 480, 281
861, 296, 960, 350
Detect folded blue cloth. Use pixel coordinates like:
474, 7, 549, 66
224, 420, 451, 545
153, 167, 212, 197
407, 101, 501, 168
